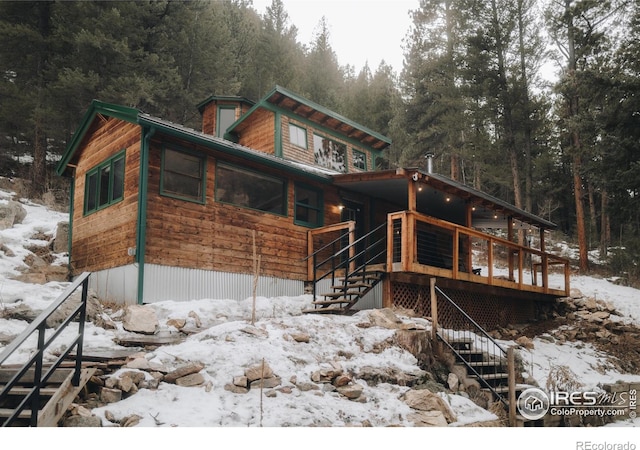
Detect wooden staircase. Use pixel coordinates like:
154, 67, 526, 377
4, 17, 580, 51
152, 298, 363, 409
0, 365, 95, 427
303, 266, 385, 314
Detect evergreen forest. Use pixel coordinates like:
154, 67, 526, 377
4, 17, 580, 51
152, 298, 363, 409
1, 0, 639, 282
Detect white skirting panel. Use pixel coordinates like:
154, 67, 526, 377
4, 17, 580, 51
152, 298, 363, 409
142, 264, 305, 303
89, 264, 138, 305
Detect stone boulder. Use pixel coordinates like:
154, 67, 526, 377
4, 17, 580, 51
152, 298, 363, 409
53, 221, 69, 253
46, 289, 102, 328
0, 200, 27, 230
403, 389, 457, 423
367, 308, 403, 329
123, 305, 158, 334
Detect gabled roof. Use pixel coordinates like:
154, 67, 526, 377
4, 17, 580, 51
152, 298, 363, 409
195, 95, 255, 114
55, 100, 139, 176
227, 85, 392, 151
56, 100, 333, 183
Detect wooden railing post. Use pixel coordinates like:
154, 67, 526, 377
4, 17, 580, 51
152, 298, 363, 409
508, 346, 516, 427
430, 277, 438, 342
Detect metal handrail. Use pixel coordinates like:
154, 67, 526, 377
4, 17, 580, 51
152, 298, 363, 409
433, 284, 510, 410
0, 272, 91, 427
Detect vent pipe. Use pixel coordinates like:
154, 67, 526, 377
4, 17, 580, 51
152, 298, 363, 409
425, 152, 434, 173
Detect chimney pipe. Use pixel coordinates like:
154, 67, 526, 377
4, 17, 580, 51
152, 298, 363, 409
425, 152, 434, 173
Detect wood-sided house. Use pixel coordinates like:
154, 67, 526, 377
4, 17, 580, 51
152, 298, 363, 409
57, 85, 569, 329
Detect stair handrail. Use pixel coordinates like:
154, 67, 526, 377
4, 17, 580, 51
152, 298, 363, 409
433, 284, 511, 412
0, 272, 91, 427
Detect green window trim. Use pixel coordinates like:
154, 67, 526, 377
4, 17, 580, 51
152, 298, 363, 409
294, 182, 324, 228
353, 149, 367, 171
160, 146, 207, 204
215, 162, 288, 216
83, 150, 125, 215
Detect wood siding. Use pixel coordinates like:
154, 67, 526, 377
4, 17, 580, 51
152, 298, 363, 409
200, 100, 252, 136
235, 108, 276, 155
144, 138, 341, 281
70, 119, 140, 275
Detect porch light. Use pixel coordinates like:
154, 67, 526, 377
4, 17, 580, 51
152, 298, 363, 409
494, 214, 498, 219
338, 204, 345, 211
445, 196, 451, 202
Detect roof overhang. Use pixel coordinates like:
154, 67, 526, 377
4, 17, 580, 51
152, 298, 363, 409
332, 168, 557, 230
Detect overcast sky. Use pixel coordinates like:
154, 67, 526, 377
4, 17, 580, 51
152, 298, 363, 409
252, 0, 420, 74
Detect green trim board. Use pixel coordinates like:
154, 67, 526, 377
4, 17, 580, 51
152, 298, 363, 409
136, 126, 155, 304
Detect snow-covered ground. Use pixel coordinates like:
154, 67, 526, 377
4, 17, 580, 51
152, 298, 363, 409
1, 187, 639, 447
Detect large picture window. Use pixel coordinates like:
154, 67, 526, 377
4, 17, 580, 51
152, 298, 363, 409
215, 163, 286, 216
294, 183, 323, 227
161, 147, 206, 203
84, 151, 125, 215
313, 134, 346, 172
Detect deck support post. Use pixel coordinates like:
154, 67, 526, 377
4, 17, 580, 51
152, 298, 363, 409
430, 277, 438, 342
508, 346, 516, 427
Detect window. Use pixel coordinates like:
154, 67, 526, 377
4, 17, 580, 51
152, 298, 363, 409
294, 183, 323, 227
84, 151, 125, 215
215, 163, 286, 215
217, 106, 236, 137
289, 123, 307, 148
353, 150, 367, 170
313, 134, 346, 172
161, 147, 206, 203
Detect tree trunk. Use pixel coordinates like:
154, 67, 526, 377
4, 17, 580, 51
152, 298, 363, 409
600, 189, 609, 259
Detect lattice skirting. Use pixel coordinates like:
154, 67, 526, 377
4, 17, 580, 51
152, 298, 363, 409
391, 282, 537, 330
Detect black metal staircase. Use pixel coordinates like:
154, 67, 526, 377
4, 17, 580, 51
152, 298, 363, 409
0, 272, 95, 427
303, 222, 387, 315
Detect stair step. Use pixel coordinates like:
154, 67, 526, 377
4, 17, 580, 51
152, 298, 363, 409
331, 283, 372, 290
302, 307, 346, 314
465, 361, 506, 367
470, 372, 509, 380
320, 291, 363, 298
0, 367, 73, 385
312, 298, 353, 306
0, 386, 58, 396
0, 408, 31, 420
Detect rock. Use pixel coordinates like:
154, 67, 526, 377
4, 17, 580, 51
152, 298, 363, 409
367, 308, 403, 329
0, 200, 27, 230
125, 357, 151, 370
53, 221, 69, 253
409, 410, 449, 427
245, 361, 274, 382
118, 375, 135, 393
63, 415, 102, 427
250, 376, 282, 389
166, 318, 186, 330
233, 376, 248, 387
515, 336, 534, 349
176, 373, 205, 387
447, 373, 459, 391
4, 304, 40, 322
337, 383, 364, 400
188, 311, 202, 328
395, 329, 431, 359
224, 383, 249, 394
290, 332, 310, 343
587, 311, 610, 323
104, 410, 116, 423
355, 365, 425, 387
333, 375, 352, 387
403, 389, 457, 423
296, 382, 320, 392
121, 414, 141, 427
164, 362, 205, 383
100, 387, 122, 403
122, 305, 158, 334
569, 288, 583, 298
241, 326, 269, 338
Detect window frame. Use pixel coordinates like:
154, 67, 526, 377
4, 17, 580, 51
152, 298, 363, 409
160, 145, 207, 204
217, 105, 237, 138
294, 182, 324, 228
288, 123, 307, 149
313, 133, 347, 173
353, 149, 367, 171
83, 150, 126, 215
215, 162, 288, 217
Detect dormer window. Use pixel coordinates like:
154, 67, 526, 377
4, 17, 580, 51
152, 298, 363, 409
217, 106, 236, 138
289, 123, 307, 149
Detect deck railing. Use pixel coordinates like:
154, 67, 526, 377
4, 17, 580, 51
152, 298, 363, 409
387, 211, 570, 297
